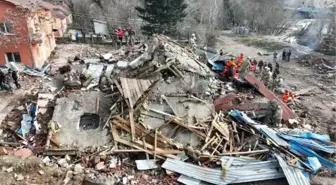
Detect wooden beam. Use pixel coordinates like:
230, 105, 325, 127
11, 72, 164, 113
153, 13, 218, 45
154, 129, 158, 161
129, 109, 136, 141
172, 117, 206, 138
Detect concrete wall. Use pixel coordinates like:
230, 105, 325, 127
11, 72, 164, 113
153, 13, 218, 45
0, 1, 56, 68
0, 0, 32, 67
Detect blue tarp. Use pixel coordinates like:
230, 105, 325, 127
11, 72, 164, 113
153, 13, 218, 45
230, 110, 259, 125
289, 141, 336, 171
278, 133, 335, 154
207, 59, 224, 71
307, 157, 322, 174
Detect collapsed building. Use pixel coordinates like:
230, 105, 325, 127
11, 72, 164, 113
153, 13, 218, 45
0, 35, 335, 185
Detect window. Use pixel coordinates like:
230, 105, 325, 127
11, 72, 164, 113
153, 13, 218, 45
5, 53, 21, 63
0, 22, 14, 34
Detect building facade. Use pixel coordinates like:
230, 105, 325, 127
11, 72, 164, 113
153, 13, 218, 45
0, 0, 57, 68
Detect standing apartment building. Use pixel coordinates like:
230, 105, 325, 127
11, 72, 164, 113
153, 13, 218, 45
0, 0, 57, 68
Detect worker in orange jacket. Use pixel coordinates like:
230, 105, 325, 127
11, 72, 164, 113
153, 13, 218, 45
237, 53, 244, 68
220, 58, 237, 77
282, 90, 290, 103
282, 90, 295, 104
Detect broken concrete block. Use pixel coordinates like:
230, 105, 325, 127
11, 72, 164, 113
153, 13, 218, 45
95, 162, 105, 170
63, 171, 74, 184
103, 53, 113, 60
57, 158, 68, 167
74, 164, 84, 174
6, 167, 13, 173
109, 157, 118, 169
13, 148, 33, 158
15, 174, 24, 181
122, 176, 128, 185
42, 156, 50, 164
38, 170, 44, 175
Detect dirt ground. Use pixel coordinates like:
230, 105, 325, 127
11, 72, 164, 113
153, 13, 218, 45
0, 156, 67, 185
216, 35, 336, 134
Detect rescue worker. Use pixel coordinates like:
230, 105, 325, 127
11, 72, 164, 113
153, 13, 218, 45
129, 26, 135, 46
258, 60, 264, 73
123, 27, 129, 46
287, 49, 291, 61
287, 91, 295, 107
267, 62, 273, 72
282, 49, 287, 60
261, 67, 271, 87
272, 69, 278, 81
282, 90, 290, 103
0, 70, 12, 92
248, 58, 256, 73
189, 33, 197, 51
273, 51, 278, 62
116, 27, 124, 48
271, 77, 283, 92
0, 70, 5, 89
8, 69, 20, 89
236, 53, 244, 70
275, 62, 280, 71
219, 49, 223, 56
220, 58, 237, 77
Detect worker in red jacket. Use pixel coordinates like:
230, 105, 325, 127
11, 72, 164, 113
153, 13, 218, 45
116, 27, 124, 47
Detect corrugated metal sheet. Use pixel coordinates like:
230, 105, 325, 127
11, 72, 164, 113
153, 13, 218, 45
135, 159, 158, 170
162, 158, 285, 185
278, 133, 335, 154
289, 141, 336, 170
221, 156, 281, 169
259, 126, 289, 147
220, 156, 261, 165
244, 73, 296, 120
274, 153, 310, 185
178, 175, 201, 185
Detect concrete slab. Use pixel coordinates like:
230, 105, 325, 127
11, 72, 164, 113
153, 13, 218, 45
143, 75, 214, 147
53, 91, 111, 149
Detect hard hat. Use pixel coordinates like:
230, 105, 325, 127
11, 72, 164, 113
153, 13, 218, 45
247, 56, 251, 59
204, 47, 207, 50
192, 33, 196, 37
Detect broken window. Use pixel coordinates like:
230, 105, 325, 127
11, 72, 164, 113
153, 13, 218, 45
0, 22, 14, 34
5, 52, 21, 63
79, 113, 100, 131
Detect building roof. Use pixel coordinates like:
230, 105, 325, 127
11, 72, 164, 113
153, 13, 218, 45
2, 0, 71, 19
2, 0, 54, 10
52, 10, 66, 20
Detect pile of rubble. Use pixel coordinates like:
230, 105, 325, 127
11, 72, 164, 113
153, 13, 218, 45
0, 35, 335, 185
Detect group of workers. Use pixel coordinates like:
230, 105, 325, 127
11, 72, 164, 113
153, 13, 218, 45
282, 49, 292, 61
0, 68, 21, 93
116, 26, 135, 47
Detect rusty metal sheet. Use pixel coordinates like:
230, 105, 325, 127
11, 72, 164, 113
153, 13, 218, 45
214, 94, 237, 107
215, 103, 261, 112
244, 73, 296, 120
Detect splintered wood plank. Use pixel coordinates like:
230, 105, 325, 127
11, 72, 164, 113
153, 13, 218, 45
129, 108, 136, 141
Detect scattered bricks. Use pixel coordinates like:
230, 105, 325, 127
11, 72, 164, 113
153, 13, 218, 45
13, 148, 33, 158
